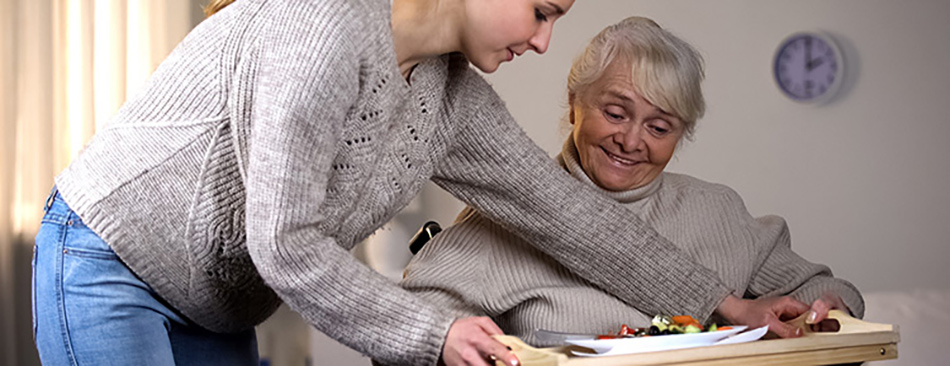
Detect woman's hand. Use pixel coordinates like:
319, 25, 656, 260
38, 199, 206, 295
442, 317, 519, 366
804, 292, 849, 332
715, 295, 810, 338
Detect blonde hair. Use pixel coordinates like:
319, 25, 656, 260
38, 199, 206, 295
204, 0, 236, 17
567, 17, 705, 139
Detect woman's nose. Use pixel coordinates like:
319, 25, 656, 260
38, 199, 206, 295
528, 23, 553, 54
615, 124, 646, 153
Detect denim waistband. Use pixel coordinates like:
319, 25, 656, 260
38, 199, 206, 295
42, 186, 82, 227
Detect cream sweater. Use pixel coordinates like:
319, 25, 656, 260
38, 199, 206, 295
53, 0, 732, 364
402, 139, 864, 347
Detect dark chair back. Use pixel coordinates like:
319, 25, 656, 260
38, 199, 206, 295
408, 221, 442, 255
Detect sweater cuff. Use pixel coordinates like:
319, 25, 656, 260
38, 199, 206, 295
422, 312, 457, 366
698, 284, 735, 324
790, 276, 866, 319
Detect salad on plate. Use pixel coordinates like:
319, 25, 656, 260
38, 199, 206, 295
560, 314, 767, 357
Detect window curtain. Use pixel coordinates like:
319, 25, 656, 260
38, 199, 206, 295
0, 1, 200, 364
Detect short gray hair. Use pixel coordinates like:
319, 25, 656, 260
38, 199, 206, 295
567, 17, 705, 139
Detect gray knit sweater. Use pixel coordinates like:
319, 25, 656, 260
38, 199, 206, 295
402, 138, 865, 347
54, 0, 731, 364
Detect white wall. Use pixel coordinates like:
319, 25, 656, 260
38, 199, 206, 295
479, 0, 950, 295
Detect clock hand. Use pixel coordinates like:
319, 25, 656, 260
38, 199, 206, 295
805, 36, 813, 72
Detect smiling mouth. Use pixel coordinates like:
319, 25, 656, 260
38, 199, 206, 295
602, 147, 640, 166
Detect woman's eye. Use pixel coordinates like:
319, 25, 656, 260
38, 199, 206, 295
604, 106, 626, 121
649, 122, 672, 135
535, 8, 548, 22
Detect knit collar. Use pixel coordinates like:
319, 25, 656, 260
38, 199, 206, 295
557, 136, 663, 204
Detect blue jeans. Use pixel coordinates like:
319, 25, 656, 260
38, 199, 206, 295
33, 188, 259, 365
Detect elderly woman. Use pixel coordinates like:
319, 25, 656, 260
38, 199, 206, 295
400, 16, 864, 346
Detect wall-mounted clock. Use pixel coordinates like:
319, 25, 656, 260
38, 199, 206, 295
773, 32, 844, 104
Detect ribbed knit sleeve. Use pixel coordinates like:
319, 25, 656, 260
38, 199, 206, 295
745, 218, 865, 318
789, 275, 865, 319
244, 2, 452, 365
400, 208, 492, 319
709, 188, 865, 318
431, 65, 732, 322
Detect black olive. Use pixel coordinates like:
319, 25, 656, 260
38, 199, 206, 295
648, 326, 660, 336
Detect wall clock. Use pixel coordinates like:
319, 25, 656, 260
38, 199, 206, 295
773, 32, 844, 103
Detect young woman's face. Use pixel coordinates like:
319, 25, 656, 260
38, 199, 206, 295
571, 60, 685, 192
461, 0, 574, 73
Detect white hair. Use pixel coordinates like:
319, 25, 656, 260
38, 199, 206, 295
567, 16, 705, 139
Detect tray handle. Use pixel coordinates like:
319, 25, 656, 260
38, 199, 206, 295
493, 335, 567, 366
786, 309, 890, 335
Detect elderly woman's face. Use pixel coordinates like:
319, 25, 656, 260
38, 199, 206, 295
571, 60, 685, 192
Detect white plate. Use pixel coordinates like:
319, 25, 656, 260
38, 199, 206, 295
714, 325, 768, 345
568, 326, 747, 356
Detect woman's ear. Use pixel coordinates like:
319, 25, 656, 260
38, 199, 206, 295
568, 93, 576, 125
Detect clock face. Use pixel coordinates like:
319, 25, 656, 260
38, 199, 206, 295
773, 33, 843, 102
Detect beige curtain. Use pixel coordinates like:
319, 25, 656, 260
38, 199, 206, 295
0, 1, 199, 364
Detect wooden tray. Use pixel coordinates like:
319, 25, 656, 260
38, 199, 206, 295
495, 310, 899, 366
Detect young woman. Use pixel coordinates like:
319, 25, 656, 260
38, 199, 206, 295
33, 1, 773, 365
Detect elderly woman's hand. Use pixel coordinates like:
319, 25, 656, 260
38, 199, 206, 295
716, 295, 811, 338
805, 292, 849, 332
442, 317, 519, 366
